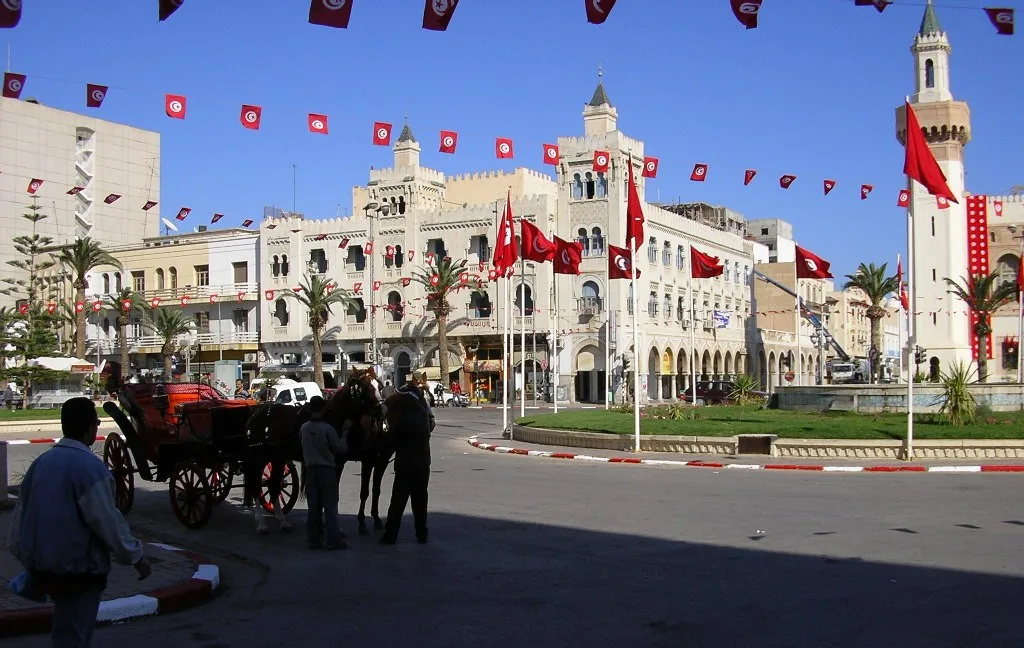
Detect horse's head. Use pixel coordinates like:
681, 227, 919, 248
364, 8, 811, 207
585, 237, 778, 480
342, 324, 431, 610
323, 370, 384, 431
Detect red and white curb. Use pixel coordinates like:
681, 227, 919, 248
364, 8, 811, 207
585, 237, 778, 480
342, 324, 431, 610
2, 435, 113, 446
467, 438, 1024, 473
0, 543, 220, 637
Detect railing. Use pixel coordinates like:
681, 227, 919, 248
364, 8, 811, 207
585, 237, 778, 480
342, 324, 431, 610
92, 282, 260, 302
577, 297, 603, 315
466, 305, 493, 320
87, 331, 259, 349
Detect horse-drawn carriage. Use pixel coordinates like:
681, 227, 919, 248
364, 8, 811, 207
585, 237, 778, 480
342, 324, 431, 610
101, 383, 300, 530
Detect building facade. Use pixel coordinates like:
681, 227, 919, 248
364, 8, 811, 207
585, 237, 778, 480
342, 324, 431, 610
0, 97, 161, 308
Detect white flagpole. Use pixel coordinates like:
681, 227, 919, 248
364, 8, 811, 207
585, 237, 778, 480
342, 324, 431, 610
631, 236, 641, 452
503, 269, 511, 436
501, 268, 508, 435
689, 271, 697, 406
605, 240, 611, 410
552, 259, 559, 414
906, 179, 916, 460
794, 286, 802, 386
1017, 233, 1024, 384
520, 255, 526, 419
898, 253, 904, 383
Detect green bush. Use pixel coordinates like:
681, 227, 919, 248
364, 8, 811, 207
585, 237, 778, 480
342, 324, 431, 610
939, 361, 977, 426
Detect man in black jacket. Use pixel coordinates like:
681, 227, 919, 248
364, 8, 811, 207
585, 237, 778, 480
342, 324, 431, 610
380, 381, 435, 545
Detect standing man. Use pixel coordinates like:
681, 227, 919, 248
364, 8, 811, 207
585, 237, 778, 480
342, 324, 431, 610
380, 378, 435, 545
8, 397, 151, 648
233, 379, 251, 400
300, 396, 347, 550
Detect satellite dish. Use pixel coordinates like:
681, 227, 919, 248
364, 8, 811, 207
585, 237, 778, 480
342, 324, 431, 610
161, 218, 179, 233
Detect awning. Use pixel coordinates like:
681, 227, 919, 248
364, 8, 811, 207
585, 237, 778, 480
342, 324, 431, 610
27, 357, 96, 374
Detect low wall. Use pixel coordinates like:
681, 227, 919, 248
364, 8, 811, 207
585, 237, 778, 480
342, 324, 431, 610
512, 425, 1024, 460
775, 384, 1024, 414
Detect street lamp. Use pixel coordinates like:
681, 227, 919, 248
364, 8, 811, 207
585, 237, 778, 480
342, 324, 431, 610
1008, 225, 1024, 383
362, 201, 391, 372
808, 326, 832, 385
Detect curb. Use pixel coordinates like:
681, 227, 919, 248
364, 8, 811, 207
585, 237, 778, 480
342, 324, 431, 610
1, 434, 120, 446
0, 542, 221, 638
467, 438, 1024, 474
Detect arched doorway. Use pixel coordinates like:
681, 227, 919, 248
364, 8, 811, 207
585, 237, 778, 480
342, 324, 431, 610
713, 350, 723, 379
394, 351, 412, 387
661, 348, 674, 399
767, 351, 776, 391
701, 350, 711, 380
676, 349, 688, 395
574, 344, 605, 403
516, 359, 542, 403
647, 348, 660, 400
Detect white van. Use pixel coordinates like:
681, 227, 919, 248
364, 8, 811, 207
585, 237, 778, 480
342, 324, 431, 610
269, 381, 323, 407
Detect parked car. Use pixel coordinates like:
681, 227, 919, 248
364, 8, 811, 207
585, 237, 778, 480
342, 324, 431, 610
425, 381, 469, 408
270, 381, 324, 407
679, 381, 768, 406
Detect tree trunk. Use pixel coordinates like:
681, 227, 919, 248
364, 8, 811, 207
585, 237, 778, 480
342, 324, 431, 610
163, 343, 173, 382
977, 331, 989, 383
119, 319, 130, 383
869, 315, 884, 384
74, 284, 86, 359
437, 313, 449, 384
312, 323, 324, 388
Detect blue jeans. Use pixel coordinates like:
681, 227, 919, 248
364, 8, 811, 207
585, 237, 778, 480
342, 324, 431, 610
50, 585, 103, 648
306, 465, 341, 547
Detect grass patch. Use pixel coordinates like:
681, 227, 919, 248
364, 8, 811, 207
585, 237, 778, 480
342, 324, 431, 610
0, 405, 111, 422
515, 405, 1024, 441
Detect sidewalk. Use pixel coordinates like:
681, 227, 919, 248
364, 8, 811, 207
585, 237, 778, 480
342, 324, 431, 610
468, 432, 1024, 473
0, 509, 220, 637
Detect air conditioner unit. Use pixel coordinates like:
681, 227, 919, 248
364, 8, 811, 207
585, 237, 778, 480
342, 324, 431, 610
243, 353, 257, 363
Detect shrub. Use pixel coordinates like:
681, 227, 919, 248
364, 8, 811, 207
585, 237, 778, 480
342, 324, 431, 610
939, 361, 977, 426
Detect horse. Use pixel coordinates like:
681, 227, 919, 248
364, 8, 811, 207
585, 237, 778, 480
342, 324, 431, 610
243, 402, 307, 535
322, 369, 392, 534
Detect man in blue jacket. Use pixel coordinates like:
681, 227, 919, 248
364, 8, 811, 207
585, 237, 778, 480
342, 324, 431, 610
9, 397, 151, 648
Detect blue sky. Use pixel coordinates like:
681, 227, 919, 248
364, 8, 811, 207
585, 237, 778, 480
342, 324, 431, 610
3, 0, 1021, 279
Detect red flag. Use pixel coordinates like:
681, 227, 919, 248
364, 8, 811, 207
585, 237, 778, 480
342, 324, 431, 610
744, 169, 757, 186
552, 237, 583, 275
423, 0, 458, 30
1018, 252, 1024, 293
165, 94, 186, 119
143, 200, 158, 211
730, 0, 761, 29
372, 121, 392, 146
985, 8, 1014, 35
439, 130, 458, 153
993, 199, 1004, 217
364, 242, 374, 255
690, 163, 708, 182
780, 174, 797, 189
308, 113, 329, 134
585, 0, 617, 24
104, 194, 121, 204
265, 290, 275, 301
180, 296, 190, 306
309, 0, 353, 28
46, 303, 57, 315
209, 294, 219, 305
18, 304, 28, 315
593, 151, 610, 173
0, 0, 22, 27
159, 0, 183, 21
67, 187, 84, 195
86, 84, 108, 108
642, 157, 659, 178
75, 302, 85, 313
175, 207, 191, 221
860, 184, 873, 200
492, 190, 518, 274
897, 189, 910, 207
521, 220, 555, 263
211, 213, 224, 223
795, 245, 834, 279
855, 0, 890, 13
27, 179, 43, 194
92, 301, 102, 313
339, 237, 350, 248
401, 277, 411, 287
936, 195, 950, 210
242, 219, 254, 228
690, 246, 724, 279
240, 105, 262, 130
316, 234, 328, 242
496, 137, 514, 159
3, 73, 25, 99
608, 244, 639, 280
373, 281, 381, 292
823, 179, 836, 196
903, 100, 957, 203
625, 158, 645, 252
897, 257, 909, 311
237, 291, 246, 302
542, 144, 559, 166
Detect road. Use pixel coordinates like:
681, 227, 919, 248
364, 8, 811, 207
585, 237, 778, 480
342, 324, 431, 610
4, 407, 1024, 647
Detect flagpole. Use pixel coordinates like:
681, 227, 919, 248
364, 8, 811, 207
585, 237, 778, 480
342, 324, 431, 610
897, 253, 904, 383
794, 286, 802, 386
552, 258, 559, 414
520, 254, 526, 419
906, 178, 916, 461
689, 270, 697, 406
1017, 232, 1024, 384
503, 269, 511, 436
605, 237, 611, 410
631, 235, 641, 452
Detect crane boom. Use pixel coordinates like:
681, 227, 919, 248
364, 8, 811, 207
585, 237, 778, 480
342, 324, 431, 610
752, 270, 850, 361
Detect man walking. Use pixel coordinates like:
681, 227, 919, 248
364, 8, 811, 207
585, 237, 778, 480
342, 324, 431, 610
301, 396, 347, 550
381, 380, 435, 545
8, 397, 151, 647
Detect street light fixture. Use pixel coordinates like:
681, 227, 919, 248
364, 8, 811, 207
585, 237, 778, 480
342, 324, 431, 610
808, 325, 832, 385
1008, 225, 1024, 383
362, 201, 391, 373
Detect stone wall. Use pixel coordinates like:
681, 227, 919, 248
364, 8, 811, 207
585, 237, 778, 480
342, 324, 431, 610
775, 384, 1024, 413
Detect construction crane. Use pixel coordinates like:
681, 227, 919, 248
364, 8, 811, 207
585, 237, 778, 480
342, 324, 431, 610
752, 270, 851, 361
1008, 185, 1024, 196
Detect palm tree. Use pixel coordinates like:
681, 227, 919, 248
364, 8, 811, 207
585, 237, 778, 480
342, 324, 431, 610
105, 288, 146, 383
843, 262, 900, 383
282, 274, 353, 388
412, 256, 469, 385
944, 271, 1017, 383
148, 308, 193, 381
55, 237, 121, 359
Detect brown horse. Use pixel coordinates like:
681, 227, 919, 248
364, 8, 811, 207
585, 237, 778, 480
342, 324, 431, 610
243, 402, 306, 534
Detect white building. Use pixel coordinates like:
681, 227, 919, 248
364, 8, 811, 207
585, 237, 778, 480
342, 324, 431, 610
747, 218, 796, 264
0, 97, 161, 308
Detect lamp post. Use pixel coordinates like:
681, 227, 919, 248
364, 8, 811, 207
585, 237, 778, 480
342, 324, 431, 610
1009, 226, 1024, 383
363, 201, 391, 372
808, 324, 832, 385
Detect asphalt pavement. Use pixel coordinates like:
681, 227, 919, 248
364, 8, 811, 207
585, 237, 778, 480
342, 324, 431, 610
3, 406, 1023, 648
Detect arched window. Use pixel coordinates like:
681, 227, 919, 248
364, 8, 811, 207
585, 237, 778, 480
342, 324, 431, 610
577, 227, 590, 256
102, 273, 110, 294
398, 196, 406, 215
571, 173, 583, 200
591, 227, 604, 255
281, 255, 290, 276
925, 59, 935, 89
996, 254, 1020, 290
102, 317, 110, 336
347, 299, 367, 323
273, 299, 289, 326
470, 291, 492, 318
272, 255, 280, 277
394, 245, 404, 268
155, 268, 165, 290
387, 291, 403, 321
516, 284, 534, 316
169, 267, 178, 290
596, 172, 607, 198
584, 172, 596, 199
114, 272, 122, 292
662, 241, 671, 265
723, 261, 731, 282
582, 280, 600, 299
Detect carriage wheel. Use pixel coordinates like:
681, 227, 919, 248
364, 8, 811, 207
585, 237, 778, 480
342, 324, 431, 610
102, 434, 135, 514
169, 462, 214, 530
258, 460, 299, 515
206, 462, 233, 504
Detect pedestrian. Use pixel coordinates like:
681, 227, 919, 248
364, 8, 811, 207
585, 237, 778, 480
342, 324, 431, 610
3, 384, 12, 411
380, 379, 435, 545
300, 395, 348, 550
433, 382, 445, 407
381, 380, 396, 400
233, 379, 250, 400
8, 397, 152, 648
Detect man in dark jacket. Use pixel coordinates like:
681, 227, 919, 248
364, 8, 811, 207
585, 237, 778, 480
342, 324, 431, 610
380, 381, 435, 545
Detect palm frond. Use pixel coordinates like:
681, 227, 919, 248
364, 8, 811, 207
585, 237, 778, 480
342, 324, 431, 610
842, 262, 900, 306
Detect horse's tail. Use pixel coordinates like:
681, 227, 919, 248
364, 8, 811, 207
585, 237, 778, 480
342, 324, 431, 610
298, 462, 307, 500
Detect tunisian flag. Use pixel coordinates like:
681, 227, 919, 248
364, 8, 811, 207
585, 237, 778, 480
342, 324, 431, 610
795, 245, 834, 279
492, 190, 518, 275
553, 237, 583, 275
520, 219, 554, 263
690, 246, 724, 279
625, 158, 645, 252
897, 257, 909, 311
608, 244, 639, 280
903, 100, 958, 203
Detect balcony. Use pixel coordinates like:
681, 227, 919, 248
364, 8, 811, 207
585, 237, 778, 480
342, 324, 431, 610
86, 330, 259, 352
94, 282, 260, 302
577, 296, 603, 315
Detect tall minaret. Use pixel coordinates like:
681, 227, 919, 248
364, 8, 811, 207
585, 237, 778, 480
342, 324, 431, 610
895, 0, 973, 375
